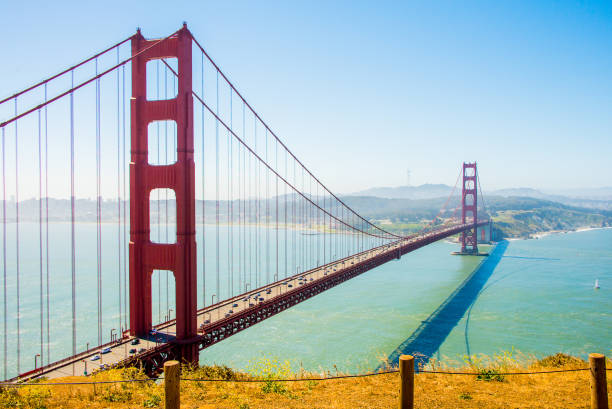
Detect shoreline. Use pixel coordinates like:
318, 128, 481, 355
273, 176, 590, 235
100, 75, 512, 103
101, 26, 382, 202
528, 225, 612, 240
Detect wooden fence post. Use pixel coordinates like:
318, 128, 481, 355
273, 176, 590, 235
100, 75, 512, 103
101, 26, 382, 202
399, 354, 414, 409
589, 353, 608, 409
164, 360, 180, 409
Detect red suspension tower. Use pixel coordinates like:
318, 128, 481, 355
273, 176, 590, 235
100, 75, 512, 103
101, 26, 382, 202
129, 25, 198, 362
460, 162, 478, 254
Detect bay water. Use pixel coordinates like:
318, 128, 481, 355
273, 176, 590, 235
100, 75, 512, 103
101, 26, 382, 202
1, 224, 610, 378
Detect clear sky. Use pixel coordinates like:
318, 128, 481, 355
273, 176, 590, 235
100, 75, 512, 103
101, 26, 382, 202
0, 0, 611, 194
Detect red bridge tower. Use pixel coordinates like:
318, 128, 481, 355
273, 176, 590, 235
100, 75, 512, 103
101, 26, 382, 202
129, 25, 198, 363
460, 162, 479, 254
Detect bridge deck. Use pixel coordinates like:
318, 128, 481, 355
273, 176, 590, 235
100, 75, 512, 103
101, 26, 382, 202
13, 221, 487, 382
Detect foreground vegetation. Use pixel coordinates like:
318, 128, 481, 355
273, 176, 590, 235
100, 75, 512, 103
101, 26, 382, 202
2, 353, 609, 408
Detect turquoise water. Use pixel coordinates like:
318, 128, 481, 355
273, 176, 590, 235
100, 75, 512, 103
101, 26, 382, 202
0, 222, 379, 379
1, 225, 611, 378
199, 228, 612, 373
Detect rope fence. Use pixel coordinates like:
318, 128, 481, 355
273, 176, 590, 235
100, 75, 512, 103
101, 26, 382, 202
1, 354, 609, 409
1, 365, 609, 388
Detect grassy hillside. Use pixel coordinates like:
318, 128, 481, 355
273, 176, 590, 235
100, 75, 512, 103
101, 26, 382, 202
2, 354, 608, 408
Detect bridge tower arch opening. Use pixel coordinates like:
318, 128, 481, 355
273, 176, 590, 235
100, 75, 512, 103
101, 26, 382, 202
129, 25, 198, 363
460, 162, 479, 254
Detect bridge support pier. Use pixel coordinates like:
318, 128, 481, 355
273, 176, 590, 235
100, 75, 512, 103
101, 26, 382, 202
453, 162, 488, 256
129, 25, 198, 364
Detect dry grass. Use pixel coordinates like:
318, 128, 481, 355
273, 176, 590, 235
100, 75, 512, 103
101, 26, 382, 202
1, 353, 610, 408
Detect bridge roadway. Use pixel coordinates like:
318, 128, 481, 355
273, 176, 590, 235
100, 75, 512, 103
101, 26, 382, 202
14, 221, 488, 381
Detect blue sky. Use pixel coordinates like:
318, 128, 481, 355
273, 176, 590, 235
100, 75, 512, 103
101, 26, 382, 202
1, 0, 611, 193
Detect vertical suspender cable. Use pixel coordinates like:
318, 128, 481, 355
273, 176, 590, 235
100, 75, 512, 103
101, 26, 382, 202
95, 58, 102, 345
315, 180, 318, 266
117, 49, 122, 334
241, 104, 245, 289
237, 140, 241, 291
2, 127, 6, 380
166, 66, 171, 314
44, 84, 50, 364
284, 149, 287, 278
122, 65, 127, 331
247, 108, 251, 289
38, 109, 43, 367
157, 61, 161, 322
70, 72, 76, 375
201, 52, 205, 308
15, 98, 20, 375
255, 119, 258, 287
275, 138, 278, 283
215, 70, 220, 301
228, 91, 232, 297
264, 129, 270, 284
293, 159, 296, 274
301, 167, 304, 272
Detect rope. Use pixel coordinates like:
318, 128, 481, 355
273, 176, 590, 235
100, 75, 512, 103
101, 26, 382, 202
419, 368, 592, 375
181, 370, 400, 383
6, 366, 607, 388
1, 378, 158, 387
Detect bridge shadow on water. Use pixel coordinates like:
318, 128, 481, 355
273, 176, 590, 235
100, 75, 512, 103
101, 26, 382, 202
383, 240, 509, 369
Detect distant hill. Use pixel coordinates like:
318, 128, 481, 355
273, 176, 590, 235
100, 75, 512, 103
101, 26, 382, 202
352, 184, 612, 211
544, 187, 612, 200
352, 184, 455, 200
340, 195, 612, 238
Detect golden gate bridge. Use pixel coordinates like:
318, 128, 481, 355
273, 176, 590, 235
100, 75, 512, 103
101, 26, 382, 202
0, 24, 490, 381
